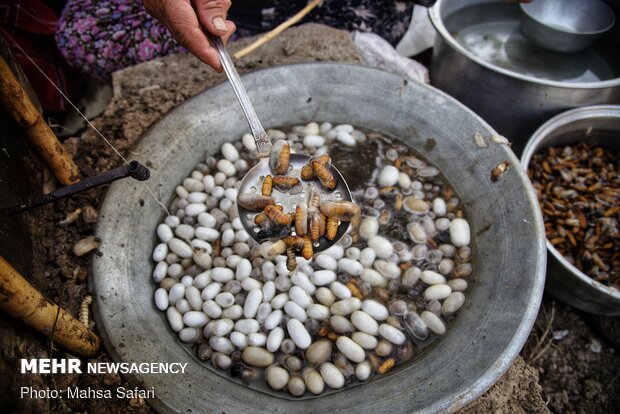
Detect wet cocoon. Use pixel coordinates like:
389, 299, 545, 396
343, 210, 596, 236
336, 336, 366, 363
287, 319, 311, 349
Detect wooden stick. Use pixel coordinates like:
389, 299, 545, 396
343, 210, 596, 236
0, 256, 100, 357
0, 56, 80, 185
233, 0, 323, 60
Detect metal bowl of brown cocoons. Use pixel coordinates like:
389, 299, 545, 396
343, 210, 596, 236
522, 105, 620, 316
92, 63, 545, 413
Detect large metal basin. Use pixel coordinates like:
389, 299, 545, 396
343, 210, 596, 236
92, 63, 546, 413
429, 0, 620, 155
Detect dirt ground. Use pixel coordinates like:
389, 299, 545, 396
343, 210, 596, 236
1, 24, 618, 413
522, 299, 620, 413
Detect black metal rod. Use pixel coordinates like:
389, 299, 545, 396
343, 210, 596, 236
8, 161, 150, 214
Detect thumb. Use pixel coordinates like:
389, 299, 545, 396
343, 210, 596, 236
193, 0, 232, 36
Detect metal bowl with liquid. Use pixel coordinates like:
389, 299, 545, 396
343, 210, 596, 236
429, 0, 620, 155
520, 0, 616, 53
92, 64, 545, 413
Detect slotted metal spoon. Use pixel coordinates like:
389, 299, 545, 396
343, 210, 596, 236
207, 34, 352, 251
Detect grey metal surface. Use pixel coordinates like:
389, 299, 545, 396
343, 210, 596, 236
207, 33, 353, 243
429, 0, 620, 155
521, 105, 620, 315
238, 154, 352, 250
207, 33, 272, 155
520, 0, 615, 53
91, 63, 546, 413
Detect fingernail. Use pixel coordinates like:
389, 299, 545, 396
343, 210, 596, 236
213, 17, 227, 32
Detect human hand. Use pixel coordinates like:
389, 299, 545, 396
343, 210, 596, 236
143, 0, 236, 71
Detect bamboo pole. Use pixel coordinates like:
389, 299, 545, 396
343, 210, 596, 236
0, 256, 100, 357
0, 56, 80, 185
233, 0, 323, 60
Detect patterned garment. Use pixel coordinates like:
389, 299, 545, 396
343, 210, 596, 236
231, 0, 435, 46
56, 0, 436, 80
55, 0, 182, 80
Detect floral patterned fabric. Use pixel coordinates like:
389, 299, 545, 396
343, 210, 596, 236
55, 0, 181, 80
56, 0, 435, 80
231, 0, 434, 46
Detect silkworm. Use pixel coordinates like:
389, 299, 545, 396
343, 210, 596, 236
307, 186, 321, 209
301, 154, 330, 181
302, 236, 313, 260
286, 247, 297, 272
73, 236, 101, 257
59, 208, 82, 226
294, 203, 308, 236
301, 164, 316, 180
265, 205, 292, 226
473, 132, 487, 148
378, 358, 396, 374
320, 201, 361, 222
238, 194, 276, 211
272, 175, 301, 192
312, 160, 336, 190
79, 295, 93, 326
346, 280, 363, 300
254, 205, 283, 225
284, 235, 305, 251
308, 207, 321, 242
326, 217, 339, 240
262, 175, 273, 196
270, 140, 290, 175
491, 160, 511, 182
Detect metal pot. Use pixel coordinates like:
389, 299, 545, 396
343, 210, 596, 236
429, 0, 620, 155
521, 105, 620, 315
92, 63, 545, 413
519, 0, 616, 53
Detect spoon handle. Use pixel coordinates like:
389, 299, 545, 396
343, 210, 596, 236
207, 33, 273, 156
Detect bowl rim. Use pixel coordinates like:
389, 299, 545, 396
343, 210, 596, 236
521, 104, 620, 301
428, 0, 620, 89
519, 1, 616, 36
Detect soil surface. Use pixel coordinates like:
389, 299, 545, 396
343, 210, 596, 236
1, 23, 618, 413
522, 299, 620, 413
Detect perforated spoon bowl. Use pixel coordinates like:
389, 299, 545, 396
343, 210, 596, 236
207, 34, 352, 251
